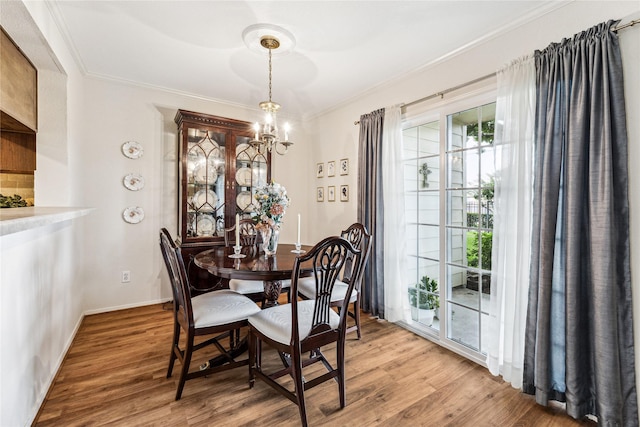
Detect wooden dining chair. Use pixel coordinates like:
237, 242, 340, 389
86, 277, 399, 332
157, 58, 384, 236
248, 236, 363, 427
159, 228, 260, 400
224, 219, 259, 247
226, 219, 291, 304
296, 223, 372, 339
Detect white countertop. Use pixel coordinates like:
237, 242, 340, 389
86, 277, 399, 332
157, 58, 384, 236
0, 206, 94, 236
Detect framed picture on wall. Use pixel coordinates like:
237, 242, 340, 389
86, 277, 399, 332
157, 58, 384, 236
327, 186, 336, 202
316, 163, 324, 178
340, 185, 349, 202
317, 187, 324, 202
327, 161, 336, 177
340, 158, 349, 176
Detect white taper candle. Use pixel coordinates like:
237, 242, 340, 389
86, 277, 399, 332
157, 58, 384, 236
235, 214, 240, 246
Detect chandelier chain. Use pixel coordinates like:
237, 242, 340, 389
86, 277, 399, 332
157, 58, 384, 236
268, 48, 273, 102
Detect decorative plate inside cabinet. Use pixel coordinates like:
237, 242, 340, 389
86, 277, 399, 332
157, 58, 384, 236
192, 189, 218, 211
235, 167, 253, 187
193, 213, 215, 236
236, 191, 253, 212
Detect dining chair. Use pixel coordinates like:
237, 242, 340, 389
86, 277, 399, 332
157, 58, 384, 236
296, 223, 372, 339
159, 228, 260, 400
248, 236, 363, 427
226, 219, 291, 305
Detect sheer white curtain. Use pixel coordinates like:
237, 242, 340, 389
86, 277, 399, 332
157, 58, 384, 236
382, 104, 407, 322
486, 56, 535, 388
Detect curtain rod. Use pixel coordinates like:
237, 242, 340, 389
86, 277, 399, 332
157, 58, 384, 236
353, 72, 495, 125
354, 18, 639, 126
614, 18, 639, 32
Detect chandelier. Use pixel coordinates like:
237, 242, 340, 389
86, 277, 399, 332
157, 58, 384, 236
250, 35, 293, 156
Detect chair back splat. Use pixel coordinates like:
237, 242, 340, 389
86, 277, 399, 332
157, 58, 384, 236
248, 236, 362, 427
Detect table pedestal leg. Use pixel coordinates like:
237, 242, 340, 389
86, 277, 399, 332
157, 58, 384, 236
263, 280, 282, 308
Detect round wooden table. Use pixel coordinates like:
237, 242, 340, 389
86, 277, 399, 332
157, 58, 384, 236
193, 243, 313, 307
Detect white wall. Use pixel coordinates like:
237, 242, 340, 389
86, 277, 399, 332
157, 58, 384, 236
74, 77, 311, 312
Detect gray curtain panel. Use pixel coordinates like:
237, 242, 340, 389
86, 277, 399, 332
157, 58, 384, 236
523, 20, 638, 425
357, 108, 385, 318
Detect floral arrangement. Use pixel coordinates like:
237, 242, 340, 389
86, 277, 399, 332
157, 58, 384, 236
253, 182, 290, 230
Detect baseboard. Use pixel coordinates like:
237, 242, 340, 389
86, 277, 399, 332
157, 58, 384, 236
83, 298, 172, 316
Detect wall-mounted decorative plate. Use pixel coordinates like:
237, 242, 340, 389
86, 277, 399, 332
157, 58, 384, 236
122, 141, 144, 159
123, 173, 145, 191
123, 206, 144, 224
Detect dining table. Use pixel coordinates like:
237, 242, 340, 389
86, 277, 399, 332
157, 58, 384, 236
193, 243, 313, 307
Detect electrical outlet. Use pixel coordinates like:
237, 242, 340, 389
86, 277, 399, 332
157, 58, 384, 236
122, 270, 131, 283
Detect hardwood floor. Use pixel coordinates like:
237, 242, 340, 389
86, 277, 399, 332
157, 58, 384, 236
35, 302, 595, 426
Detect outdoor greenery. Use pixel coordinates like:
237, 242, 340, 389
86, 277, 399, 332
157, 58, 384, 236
466, 120, 495, 145
408, 275, 440, 310
467, 231, 493, 270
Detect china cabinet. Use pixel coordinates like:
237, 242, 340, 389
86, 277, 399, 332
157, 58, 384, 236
174, 110, 271, 290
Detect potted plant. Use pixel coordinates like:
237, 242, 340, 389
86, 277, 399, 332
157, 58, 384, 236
408, 275, 439, 326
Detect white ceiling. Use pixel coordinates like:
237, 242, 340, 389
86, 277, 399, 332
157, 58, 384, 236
48, 1, 563, 120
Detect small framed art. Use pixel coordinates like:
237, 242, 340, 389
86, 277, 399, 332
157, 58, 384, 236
327, 186, 336, 202
317, 187, 324, 202
340, 185, 349, 202
317, 163, 324, 178
340, 158, 349, 176
327, 161, 336, 177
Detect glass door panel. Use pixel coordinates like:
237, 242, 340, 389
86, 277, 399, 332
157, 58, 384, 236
186, 129, 226, 237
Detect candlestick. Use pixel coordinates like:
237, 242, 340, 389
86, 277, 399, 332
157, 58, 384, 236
291, 213, 305, 254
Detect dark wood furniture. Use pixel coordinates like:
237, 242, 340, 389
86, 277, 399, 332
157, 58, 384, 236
224, 218, 259, 247
193, 243, 311, 308
247, 236, 363, 427
297, 223, 372, 339
159, 228, 260, 400
174, 110, 271, 291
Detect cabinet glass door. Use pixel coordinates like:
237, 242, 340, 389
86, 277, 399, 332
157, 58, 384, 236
235, 136, 268, 216
186, 129, 226, 237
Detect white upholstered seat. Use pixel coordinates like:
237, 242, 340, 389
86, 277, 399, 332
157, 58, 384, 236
296, 277, 356, 304
248, 299, 339, 345
228, 279, 291, 295
191, 290, 260, 328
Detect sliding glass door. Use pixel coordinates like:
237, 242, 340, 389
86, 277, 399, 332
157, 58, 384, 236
403, 101, 495, 360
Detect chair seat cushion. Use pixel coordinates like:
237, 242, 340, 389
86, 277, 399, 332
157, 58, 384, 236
192, 290, 260, 328
297, 277, 357, 303
229, 279, 291, 295
248, 300, 340, 345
